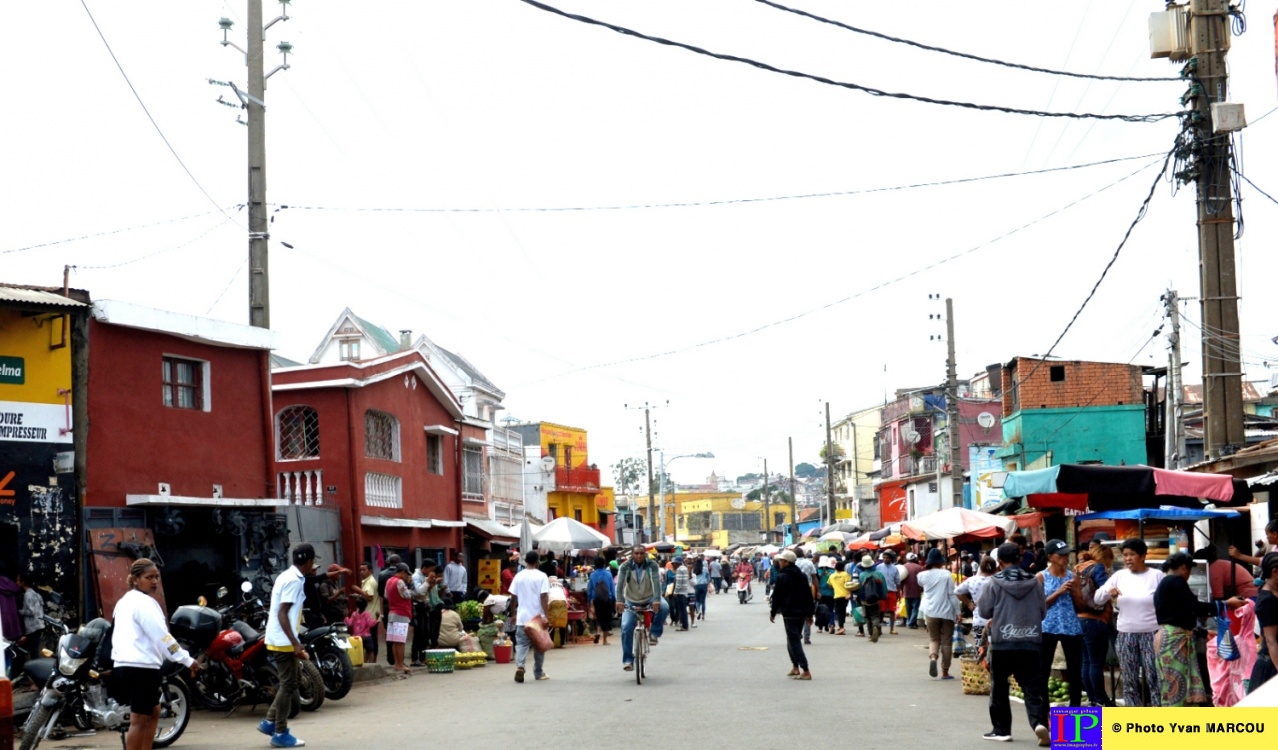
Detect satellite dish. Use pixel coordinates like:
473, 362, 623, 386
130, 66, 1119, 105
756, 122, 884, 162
905, 430, 921, 445
540, 456, 556, 472
977, 412, 996, 429
731, 498, 746, 510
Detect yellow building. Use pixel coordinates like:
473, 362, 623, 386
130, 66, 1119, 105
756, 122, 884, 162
510, 421, 609, 530
672, 492, 792, 548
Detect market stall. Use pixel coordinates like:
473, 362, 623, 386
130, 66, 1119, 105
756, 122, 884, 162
900, 507, 1018, 541
1002, 464, 1252, 512
1073, 506, 1242, 566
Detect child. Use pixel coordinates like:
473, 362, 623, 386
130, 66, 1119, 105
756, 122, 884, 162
346, 596, 377, 663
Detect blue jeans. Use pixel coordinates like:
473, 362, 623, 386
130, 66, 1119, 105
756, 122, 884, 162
620, 599, 668, 664
1079, 618, 1112, 705
674, 594, 689, 629
905, 597, 921, 628
694, 584, 708, 616
514, 623, 545, 678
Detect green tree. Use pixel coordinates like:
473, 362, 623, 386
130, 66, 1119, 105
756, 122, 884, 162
736, 472, 762, 484
794, 462, 818, 479
611, 457, 645, 498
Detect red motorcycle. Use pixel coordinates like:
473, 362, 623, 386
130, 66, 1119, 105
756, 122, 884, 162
170, 582, 323, 716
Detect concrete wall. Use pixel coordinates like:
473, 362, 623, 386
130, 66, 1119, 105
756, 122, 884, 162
1000, 404, 1148, 468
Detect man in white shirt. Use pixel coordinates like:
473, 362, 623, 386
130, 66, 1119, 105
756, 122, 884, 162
444, 552, 468, 604
509, 550, 551, 683
259, 543, 317, 748
1093, 538, 1165, 707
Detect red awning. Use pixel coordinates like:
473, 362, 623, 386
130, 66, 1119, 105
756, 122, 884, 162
1026, 493, 1089, 512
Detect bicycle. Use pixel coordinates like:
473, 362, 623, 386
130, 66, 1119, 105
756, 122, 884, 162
625, 603, 655, 685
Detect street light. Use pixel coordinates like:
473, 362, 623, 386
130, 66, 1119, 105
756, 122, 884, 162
657, 451, 714, 542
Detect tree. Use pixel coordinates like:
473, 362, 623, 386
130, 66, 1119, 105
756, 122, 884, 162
736, 472, 762, 484
611, 457, 645, 498
818, 444, 846, 464
794, 462, 818, 478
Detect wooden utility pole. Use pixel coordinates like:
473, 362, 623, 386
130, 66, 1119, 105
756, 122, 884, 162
824, 402, 836, 525
788, 437, 798, 545
1190, 0, 1245, 457
644, 406, 655, 543
946, 298, 962, 509
763, 458, 772, 540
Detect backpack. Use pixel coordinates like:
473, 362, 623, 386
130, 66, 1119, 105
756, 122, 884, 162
814, 603, 831, 628
1075, 562, 1109, 616
860, 572, 885, 605
593, 575, 610, 602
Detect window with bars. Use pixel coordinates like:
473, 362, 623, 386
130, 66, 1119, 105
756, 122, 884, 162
463, 446, 484, 497
162, 356, 204, 410
364, 472, 402, 508
426, 435, 443, 475
277, 405, 320, 460
365, 410, 399, 461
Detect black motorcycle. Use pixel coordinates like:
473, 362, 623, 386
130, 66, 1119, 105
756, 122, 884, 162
300, 622, 354, 700
19, 616, 190, 750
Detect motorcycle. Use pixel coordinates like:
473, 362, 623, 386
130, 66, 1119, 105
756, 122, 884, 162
19, 616, 191, 750
737, 576, 753, 604
171, 582, 324, 717
300, 622, 354, 700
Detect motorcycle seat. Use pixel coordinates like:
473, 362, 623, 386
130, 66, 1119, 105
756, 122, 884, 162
22, 657, 56, 689
227, 631, 264, 658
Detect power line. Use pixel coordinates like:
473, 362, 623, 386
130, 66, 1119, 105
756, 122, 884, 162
79, 0, 240, 225
753, 0, 1179, 83
517, 156, 1164, 385
516, 0, 1179, 123
279, 152, 1162, 214
1, 207, 240, 256
74, 216, 237, 270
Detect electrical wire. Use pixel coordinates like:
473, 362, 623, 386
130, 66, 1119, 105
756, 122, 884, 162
79, 0, 241, 226
753, 0, 1179, 83
1233, 168, 1278, 208
1004, 142, 1177, 396
1, 207, 240, 256
516, 0, 1180, 123
516, 156, 1164, 386
279, 152, 1163, 214
74, 216, 238, 270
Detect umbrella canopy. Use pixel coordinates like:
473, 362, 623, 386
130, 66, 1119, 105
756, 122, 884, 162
869, 524, 900, 541
900, 508, 1018, 541
802, 527, 823, 539
702, 549, 723, 558
798, 542, 816, 555
814, 539, 843, 553
758, 544, 780, 555
820, 522, 861, 535
519, 517, 534, 554
879, 533, 906, 547
819, 530, 856, 543
846, 532, 877, 551
644, 541, 684, 554
533, 517, 611, 552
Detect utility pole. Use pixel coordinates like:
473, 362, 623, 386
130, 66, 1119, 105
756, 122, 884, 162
645, 407, 655, 543
1188, 0, 1245, 457
824, 401, 836, 526
788, 437, 797, 545
946, 297, 962, 509
1164, 289, 1186, 468
763, 458, 771, 541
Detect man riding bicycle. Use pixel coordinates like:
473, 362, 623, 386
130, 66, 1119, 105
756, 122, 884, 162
615, 545, 670, 672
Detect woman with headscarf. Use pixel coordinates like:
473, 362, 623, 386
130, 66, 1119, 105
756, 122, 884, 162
918, 548, 960, 679
1154, 553, 1242, 706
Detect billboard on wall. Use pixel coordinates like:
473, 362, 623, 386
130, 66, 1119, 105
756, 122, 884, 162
970, 445, 1005, 509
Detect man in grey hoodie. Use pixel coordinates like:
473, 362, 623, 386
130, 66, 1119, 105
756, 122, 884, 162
977, 542, 1050, 746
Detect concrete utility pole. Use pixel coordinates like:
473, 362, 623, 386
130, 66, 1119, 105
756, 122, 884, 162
945, 297, 962, 509
824, 401, 836, 526
1189, 0, 1245, 457
645, 406, 655, 543
1164, 289, 1186, 468
788, 437, 797, 545
762, 458, 771, 539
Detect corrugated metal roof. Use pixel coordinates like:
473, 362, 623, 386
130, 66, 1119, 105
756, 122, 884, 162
0, 285, 86, 308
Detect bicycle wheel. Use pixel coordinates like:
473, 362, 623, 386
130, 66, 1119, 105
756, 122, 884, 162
634, 628, 644, 685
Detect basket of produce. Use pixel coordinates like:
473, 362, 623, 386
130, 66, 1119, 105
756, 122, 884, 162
960, 656, 990, 695
424, 648, 456, 674
1046, 676, 1071, 705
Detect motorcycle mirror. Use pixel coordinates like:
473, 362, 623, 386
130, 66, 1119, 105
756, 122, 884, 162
197, 596, 208, 607
240, 581, 253, 594
217, 586, 228, 600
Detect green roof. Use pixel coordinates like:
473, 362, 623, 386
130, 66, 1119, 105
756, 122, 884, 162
352, 313, 404, 355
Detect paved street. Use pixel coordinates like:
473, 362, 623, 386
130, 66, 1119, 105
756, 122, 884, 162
30, 583, 1013, 749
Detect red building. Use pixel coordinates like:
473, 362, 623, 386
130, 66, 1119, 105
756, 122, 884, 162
83, 301, 288, 612
272, 346, 467, 572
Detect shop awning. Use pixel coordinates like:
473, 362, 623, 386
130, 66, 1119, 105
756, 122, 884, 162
901, 508, 1018, 541
1000, 464, 1252, 510
126, 494, 287, 507
1076, 506, 1242, 523
465, 518, 519, 542
360, 516, 468, 528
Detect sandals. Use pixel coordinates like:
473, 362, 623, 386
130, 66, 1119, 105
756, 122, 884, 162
793, 673, 812, 681
787, 668, 801, 677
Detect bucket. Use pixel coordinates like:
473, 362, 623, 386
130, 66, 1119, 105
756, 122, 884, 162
493, 643, 513, 664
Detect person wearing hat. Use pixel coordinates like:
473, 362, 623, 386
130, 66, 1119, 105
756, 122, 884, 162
976, 542, 1049, 746
258, 543, 317, 748
317, 563, 355, 627
769, 550, 815, 680
1036, 539, 1083, 707
918, 548, 960, 677
855, 554, 888, 642
901, 552, 924, 630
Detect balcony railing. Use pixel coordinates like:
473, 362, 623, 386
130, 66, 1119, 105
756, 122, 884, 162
279, 468, 323, 506
491, 427, 523, 456
555, 465, 601, 492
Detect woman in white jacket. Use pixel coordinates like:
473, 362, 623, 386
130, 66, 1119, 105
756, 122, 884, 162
111, 558, 197, 750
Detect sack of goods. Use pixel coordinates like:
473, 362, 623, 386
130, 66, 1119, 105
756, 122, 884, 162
547, 599, 569, 629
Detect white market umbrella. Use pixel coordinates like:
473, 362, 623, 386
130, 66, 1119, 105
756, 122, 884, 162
533, 516, 611, 553
702, 549, 723, 558
818, 530, 856, 544
519, 517, 534, 554
758, 544, 780, 555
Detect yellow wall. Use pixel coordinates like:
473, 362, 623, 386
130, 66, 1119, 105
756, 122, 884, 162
0, 309, 71, 405
538, 422, 589, 468
672, 492, 793, 545
548, 491, 601, 526
595, 486, 615, 512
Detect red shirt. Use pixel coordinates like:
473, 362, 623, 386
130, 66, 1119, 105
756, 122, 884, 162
1208, 559, 1258, 600
501, 568, 514, 595
384, 577, 412, 619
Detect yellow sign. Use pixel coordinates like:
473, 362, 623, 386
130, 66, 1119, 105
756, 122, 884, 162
477, 558, 502, 595
0, 309, 71, 405
834, 509, 853, 520
681, 499, 714, 513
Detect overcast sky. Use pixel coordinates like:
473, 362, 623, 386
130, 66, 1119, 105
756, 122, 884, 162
7, 1, 1278, 485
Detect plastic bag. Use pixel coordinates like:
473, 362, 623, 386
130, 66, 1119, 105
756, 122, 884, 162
459, 633, 479, 653
851, 605, 866, 626
897, 598, 908, 620
524, 619, 553, 653
1216, 601, 1240, 662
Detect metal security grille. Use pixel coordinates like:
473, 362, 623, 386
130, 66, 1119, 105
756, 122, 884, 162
277, 406, 320, 460
365, 410, 399, 461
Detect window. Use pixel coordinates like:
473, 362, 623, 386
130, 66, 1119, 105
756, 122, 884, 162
574, 509, 583, 522
463, 446, 484, 497
162, 356, 204, 410
364, 472, 402, 508
339, 339, 361, 362
277, 405, 320, 460
426, 434, 443, 475
1050, 365, 1066, 382
365, 410, 400, 461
